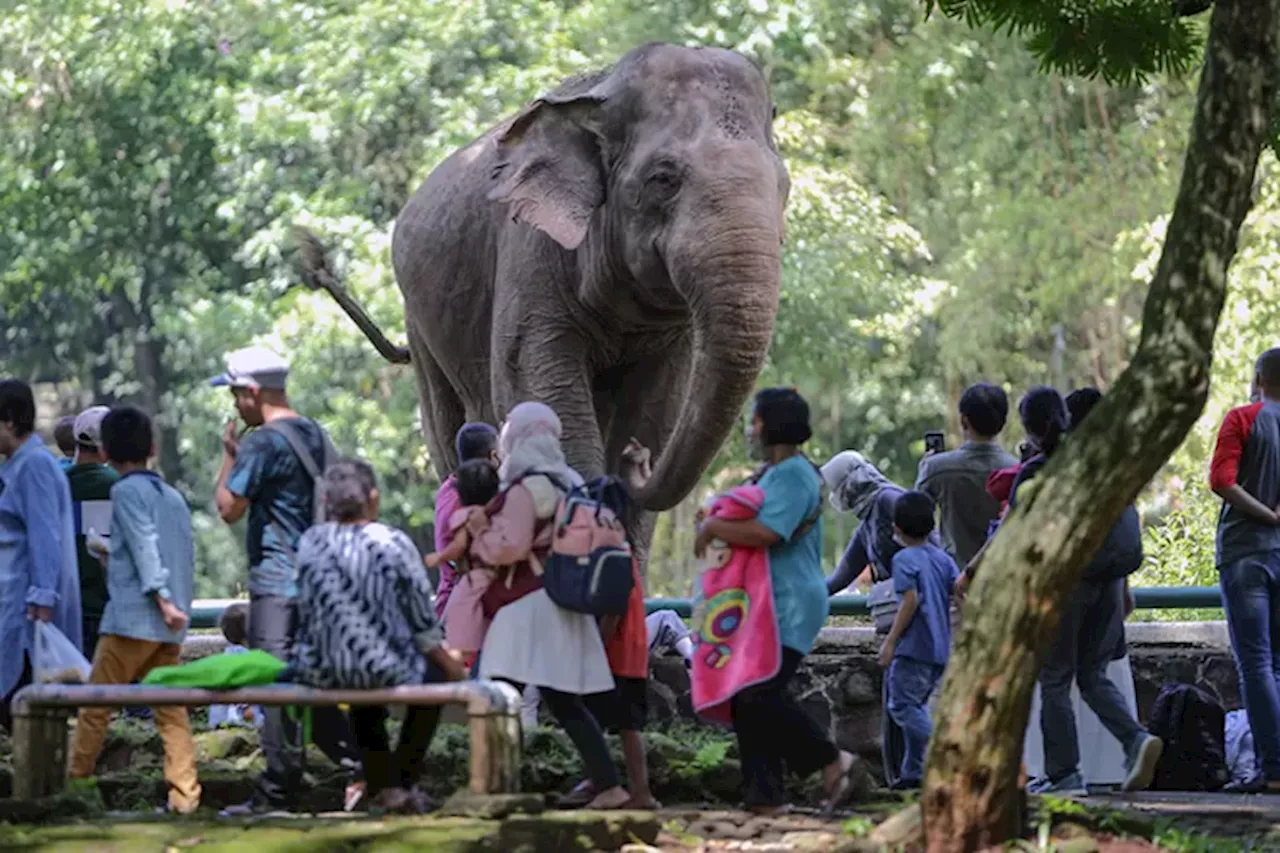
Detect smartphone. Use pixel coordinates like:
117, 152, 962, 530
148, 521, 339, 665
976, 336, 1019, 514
924, 431, 945, 455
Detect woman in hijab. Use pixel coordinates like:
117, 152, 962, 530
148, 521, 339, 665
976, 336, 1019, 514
471, 402, 630, 810
820, 449, 922, 789
822, 451, 905, 595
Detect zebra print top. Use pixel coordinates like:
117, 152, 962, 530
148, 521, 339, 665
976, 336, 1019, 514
290, 521, 444, 689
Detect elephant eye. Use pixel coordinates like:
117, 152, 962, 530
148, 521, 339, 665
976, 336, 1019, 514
642, 169, 683, 205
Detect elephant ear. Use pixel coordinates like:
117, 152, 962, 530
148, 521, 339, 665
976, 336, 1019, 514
487, 84, 612, 251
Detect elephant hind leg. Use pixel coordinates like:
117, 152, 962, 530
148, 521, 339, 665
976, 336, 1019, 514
412, 338, 467, 481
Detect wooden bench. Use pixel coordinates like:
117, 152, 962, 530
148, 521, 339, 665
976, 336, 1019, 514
9, 680, 523, 801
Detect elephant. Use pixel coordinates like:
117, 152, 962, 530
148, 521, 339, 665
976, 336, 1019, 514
303, 42, 788, 562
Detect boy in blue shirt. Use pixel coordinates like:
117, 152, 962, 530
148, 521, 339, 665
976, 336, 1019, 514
877, 490, 958, 789
68, 406, 200, 814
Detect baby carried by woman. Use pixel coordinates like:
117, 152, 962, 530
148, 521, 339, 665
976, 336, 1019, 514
424, 459, 503, 669
690, 483, 783, 723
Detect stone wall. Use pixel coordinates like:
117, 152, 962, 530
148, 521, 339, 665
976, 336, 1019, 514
183, 621, 1240, 777
644, 622, 1241, 774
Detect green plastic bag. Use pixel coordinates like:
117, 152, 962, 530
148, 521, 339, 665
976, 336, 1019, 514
142, 649, 286, 690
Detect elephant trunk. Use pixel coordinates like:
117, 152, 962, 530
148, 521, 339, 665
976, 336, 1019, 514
633, 231, 780, 511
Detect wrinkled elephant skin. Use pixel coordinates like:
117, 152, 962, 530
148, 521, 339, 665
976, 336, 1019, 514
392, 42, 787, 561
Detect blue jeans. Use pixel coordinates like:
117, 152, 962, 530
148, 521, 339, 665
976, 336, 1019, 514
886, 657, 944, 784
1220, 554, 1280, 780
1040, 577, 1144, 783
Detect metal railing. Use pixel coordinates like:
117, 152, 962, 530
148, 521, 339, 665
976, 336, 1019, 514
188, 586, 1223, 629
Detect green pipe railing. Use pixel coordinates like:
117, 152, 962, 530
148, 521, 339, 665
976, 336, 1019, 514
189, 586, 1223, 630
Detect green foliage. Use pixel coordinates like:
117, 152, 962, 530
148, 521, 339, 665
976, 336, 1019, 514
1152, 825, 1249, 853
841, 816, 876, 837
669, 738, 732, 780
0, 0, 1271, 600
925, 0, 1205, 84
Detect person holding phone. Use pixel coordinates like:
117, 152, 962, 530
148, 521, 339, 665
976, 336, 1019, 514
914, 383, 1017, 568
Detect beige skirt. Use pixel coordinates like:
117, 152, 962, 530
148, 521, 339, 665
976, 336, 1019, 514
478, 589, 615, 695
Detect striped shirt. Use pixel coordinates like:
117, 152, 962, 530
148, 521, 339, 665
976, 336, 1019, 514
290, 521, 443, 689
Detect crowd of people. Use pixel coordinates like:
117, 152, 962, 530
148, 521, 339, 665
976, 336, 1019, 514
1, 344, 1278, 813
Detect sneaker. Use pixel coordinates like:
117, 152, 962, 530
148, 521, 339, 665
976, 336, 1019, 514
1121, 735, 1163, 793
1224, 774, 1265, 794
1027, 772, 1087, 796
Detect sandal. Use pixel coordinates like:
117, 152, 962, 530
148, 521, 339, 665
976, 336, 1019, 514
556, 779, 597, 809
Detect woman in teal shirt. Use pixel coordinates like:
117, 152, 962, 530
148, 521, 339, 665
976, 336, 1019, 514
695, 388, 857, 814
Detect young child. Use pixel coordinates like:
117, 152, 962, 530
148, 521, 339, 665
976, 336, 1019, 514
208, 603, 264, 729
877, 490, 959, 790
67, 406, 202, 814
424, 459, 502, 670
558, 559, 658, 810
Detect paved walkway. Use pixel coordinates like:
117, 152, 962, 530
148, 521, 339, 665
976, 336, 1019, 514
1090, 791, 1280, 844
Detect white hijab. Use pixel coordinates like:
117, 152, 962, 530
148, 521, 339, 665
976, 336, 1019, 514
820, 450, 890, 520
498, 401, 585, 490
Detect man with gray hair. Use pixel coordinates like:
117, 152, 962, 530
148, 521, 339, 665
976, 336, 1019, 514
210, 346, 358, 813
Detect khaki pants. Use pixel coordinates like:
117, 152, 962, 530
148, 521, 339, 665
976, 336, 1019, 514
69, 635, 201, 813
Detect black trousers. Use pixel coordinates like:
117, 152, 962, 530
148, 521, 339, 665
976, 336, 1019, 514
350, 704, 441, 794
82, 614, 102, 665
731, 647, 839, 807
249, 595, 360, 806
501, 678, 619, 790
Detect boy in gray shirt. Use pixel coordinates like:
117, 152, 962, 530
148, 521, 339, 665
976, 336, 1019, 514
914, 382, 1016, 566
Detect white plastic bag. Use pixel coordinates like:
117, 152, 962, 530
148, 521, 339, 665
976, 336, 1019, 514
33, 620, 92, 684
1226, 709, 1261, 787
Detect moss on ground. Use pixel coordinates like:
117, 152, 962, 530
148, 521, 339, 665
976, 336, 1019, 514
0, 816, 499, 853
0, 717, 754, 814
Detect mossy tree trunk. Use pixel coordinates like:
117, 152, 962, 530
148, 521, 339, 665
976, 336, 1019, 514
921, 1, 1280, 849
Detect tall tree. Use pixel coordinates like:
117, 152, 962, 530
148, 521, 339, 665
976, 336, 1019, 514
920, 0, 1280, 849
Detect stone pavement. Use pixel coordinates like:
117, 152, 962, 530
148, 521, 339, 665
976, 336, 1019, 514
1090, 791, 1280, 846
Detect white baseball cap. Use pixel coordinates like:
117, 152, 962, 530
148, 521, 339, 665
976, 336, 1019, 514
208, 346, 290, 390
73, 406, 111, 449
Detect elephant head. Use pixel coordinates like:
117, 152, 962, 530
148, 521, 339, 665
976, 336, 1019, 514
488, 42, 788, 510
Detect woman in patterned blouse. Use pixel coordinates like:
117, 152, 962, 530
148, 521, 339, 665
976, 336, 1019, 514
291, 458, 467, 813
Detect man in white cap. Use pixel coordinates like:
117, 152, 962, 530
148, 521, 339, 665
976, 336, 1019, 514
66, 405, 119, 659
209, 346, 358, 814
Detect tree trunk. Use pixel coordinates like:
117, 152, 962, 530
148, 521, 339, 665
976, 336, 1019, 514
921, 2, 1280, 850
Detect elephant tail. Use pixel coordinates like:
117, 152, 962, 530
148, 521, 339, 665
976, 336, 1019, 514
292, 226, 411, 365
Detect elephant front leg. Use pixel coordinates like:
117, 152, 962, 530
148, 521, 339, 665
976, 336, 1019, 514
491, 331, 607, 480
603, 336, 696, 576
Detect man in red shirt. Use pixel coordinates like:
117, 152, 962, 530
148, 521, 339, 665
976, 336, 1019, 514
1210, 348, 1280, 791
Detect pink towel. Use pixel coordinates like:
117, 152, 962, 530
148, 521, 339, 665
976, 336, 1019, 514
690, 484, 782, 725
